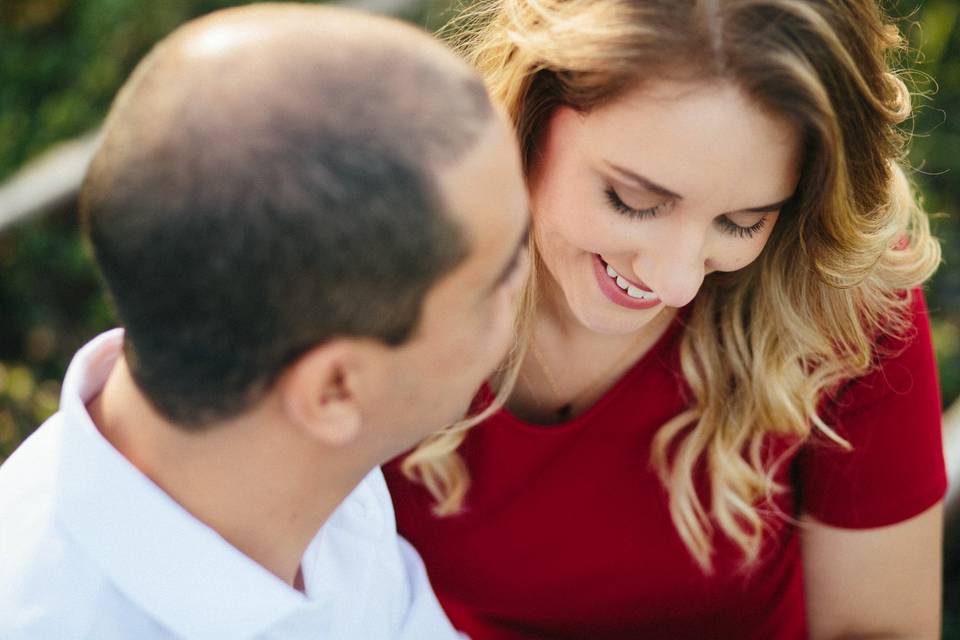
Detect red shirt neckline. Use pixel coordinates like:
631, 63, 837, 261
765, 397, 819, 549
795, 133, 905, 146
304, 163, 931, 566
495, 304, 690, 435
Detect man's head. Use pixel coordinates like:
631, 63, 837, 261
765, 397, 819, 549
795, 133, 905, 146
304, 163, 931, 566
81, 4, 529, 453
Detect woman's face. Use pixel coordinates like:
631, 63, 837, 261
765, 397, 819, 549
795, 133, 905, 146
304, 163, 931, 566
529, 79, 801, 335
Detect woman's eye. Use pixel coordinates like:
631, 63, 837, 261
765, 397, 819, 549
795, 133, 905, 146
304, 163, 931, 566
717, 215, 768, 239
605, 184, 768, 240
604, 186, 668, 220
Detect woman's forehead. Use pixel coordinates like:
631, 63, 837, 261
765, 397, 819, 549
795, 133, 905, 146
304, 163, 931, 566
569, 79, 802, 207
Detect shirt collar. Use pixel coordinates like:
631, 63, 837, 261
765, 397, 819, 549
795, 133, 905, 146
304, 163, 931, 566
53, 329, 334, 639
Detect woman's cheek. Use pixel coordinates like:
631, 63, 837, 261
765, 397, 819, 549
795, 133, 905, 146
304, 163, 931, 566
712, 231, 775, 272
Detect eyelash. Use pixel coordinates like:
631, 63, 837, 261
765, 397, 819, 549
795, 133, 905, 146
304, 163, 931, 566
604, 186, 768, 240
717, 216, 767, 239
604, 186, 668, 220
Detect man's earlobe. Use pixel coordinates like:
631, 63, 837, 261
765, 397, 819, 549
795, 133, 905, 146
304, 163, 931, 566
279, 344, 362, 447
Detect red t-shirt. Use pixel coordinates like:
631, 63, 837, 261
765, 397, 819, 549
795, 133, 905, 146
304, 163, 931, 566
384, 291, 946, 640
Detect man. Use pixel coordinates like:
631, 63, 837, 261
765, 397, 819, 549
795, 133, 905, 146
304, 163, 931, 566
0, 4, 529, 638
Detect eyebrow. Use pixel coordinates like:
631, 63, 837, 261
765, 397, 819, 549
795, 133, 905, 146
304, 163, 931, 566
741, 198, 792, 214
606, 162, 683, 201
606, 162, 793, 215
490, 219, 531, 292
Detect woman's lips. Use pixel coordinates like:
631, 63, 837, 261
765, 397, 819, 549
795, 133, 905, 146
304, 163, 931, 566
592, 254, 661, 310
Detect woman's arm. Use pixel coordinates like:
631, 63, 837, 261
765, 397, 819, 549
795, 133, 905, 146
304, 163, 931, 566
801, 502, 944, 640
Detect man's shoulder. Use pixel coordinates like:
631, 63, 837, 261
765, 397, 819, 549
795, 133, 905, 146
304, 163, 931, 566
1, 415, 86, 627
0, 504, 117, 638
0, 414, 137, 638
0, 492, 172, 639
0, 565, 171, 640
0, 412, 66, 531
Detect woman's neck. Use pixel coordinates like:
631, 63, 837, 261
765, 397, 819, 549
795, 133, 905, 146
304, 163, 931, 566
508, 277, 677, 424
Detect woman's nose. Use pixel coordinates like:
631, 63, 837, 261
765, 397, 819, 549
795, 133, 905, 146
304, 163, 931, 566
632, 224, 706, 308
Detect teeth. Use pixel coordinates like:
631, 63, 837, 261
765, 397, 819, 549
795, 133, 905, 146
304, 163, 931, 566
604, 260, 658, 300
627, 286, 658, 300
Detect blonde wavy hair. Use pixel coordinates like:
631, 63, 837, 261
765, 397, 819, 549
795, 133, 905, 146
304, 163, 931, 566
403, 0, 941, 571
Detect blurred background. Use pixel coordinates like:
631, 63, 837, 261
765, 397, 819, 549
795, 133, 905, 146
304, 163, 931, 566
0, 0, 957, 634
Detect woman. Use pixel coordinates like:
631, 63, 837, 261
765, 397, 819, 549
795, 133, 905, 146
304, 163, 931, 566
384, 1, 945, 638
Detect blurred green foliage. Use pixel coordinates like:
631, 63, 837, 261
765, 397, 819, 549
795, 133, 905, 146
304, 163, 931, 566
903, 0, 960, 416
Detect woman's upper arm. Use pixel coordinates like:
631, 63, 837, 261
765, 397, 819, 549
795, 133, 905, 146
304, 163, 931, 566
795, 291, 947, 639
801, 502, 944, 640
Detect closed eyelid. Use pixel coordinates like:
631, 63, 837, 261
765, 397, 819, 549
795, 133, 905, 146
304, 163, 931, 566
607, 180, 672, 206
717, 214, 768, 239
604, 186, 670, 219
723, 210, 769, 225
608, 189, 767, 239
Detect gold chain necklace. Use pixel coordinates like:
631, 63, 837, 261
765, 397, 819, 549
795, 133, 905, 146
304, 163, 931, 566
527, 334, 649, 421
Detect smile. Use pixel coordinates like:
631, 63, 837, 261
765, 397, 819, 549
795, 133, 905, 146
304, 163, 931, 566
592, 254, 661, 310
604, 263, 658, 300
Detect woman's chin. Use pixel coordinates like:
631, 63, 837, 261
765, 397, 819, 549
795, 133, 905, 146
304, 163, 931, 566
565, 291, 665, 337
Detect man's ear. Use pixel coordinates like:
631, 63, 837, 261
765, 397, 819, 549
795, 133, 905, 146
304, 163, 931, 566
277, 341, 363, 447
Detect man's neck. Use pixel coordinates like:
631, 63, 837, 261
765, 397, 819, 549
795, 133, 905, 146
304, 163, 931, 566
86, 355, 369, 590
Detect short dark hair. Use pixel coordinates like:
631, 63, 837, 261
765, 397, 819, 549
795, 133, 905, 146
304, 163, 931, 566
80, 6, 493, 427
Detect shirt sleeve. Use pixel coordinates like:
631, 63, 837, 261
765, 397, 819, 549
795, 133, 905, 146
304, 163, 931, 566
794, 289, 947, 528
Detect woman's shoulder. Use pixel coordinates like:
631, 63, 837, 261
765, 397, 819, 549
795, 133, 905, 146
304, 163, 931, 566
834, 288, 937, 413
793, 288, 945, 528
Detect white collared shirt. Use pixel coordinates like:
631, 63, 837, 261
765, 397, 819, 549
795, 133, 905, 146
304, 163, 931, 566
0, 330, 465, 639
